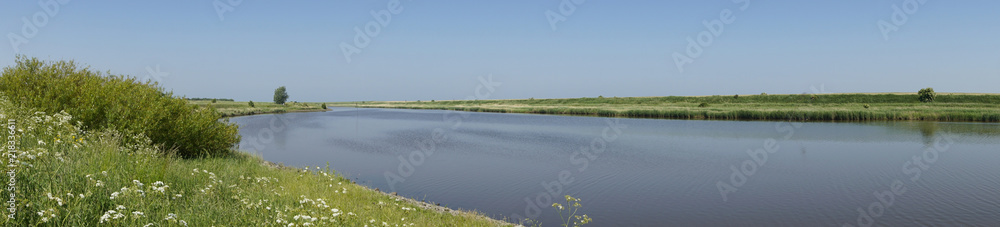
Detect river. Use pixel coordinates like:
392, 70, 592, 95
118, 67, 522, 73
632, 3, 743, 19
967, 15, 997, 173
231, 107, 1000, 226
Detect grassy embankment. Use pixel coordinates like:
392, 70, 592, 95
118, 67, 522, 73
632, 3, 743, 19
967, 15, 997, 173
187, 100, 328, 117
0, 57, 509, 226
330, 93, 1000, 122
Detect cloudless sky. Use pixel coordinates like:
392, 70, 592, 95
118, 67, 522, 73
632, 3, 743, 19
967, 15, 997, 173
2, 1, 998, 102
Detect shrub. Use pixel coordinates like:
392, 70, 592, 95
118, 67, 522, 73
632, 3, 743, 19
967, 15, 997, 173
698, 103, 709, 108
0, 57, 240, 157
734, 94, 739, 99
248, 100, 255, 107
864, 104, 870, 109
273, 86, 289, 104
321, 103, 327, 109
211, 99, 217, 103
760, 93, 767, 96
918, 87, 936, 103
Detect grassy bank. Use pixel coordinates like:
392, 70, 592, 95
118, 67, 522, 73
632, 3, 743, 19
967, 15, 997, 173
0, 58, 510, 226
188, 100, 329, 117
0, 105, 507, 226
330, 93, 1000, 122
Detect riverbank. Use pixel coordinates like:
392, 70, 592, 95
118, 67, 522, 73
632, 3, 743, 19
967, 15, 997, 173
328, 93, 1000, 122
1, 106, 510, 226
0, 58, 510, 226
187, 100, 330, 117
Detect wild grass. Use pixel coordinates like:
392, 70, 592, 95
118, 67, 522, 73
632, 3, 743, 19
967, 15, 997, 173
330, 94, 1000, 122
0, 57, 507, 226
0, 98, 507, 226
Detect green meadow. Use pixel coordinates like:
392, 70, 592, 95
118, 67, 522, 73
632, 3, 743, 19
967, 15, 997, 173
331, 94, 1000, 122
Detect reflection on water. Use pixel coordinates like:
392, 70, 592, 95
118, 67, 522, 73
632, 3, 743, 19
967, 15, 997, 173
919, 121, 938, 146
231, 107, 1000, 226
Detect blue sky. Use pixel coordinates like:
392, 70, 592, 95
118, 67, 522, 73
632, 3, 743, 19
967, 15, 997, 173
2, 0, 998, 102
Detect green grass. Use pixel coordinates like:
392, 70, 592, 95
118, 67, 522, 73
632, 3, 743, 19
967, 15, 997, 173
188, 100, 328, 117
330, 93, 1000, 122
0, 57, 508, 226
0, 99, 509, 226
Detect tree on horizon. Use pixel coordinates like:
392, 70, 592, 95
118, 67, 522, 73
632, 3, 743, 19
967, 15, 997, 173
274, 86, 289, 104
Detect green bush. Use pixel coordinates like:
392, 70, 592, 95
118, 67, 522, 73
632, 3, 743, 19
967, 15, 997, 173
321, 103, 327, 109
919, 87, 936, 103
248, 100, 255, 107
698, 103, 709, 108
0, 57, 240, 157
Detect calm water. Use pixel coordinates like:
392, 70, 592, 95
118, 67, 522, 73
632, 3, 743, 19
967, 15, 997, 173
231, 107, 1000, 226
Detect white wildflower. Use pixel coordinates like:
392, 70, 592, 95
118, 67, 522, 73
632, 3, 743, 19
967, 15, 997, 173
100, 213, 111, 223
